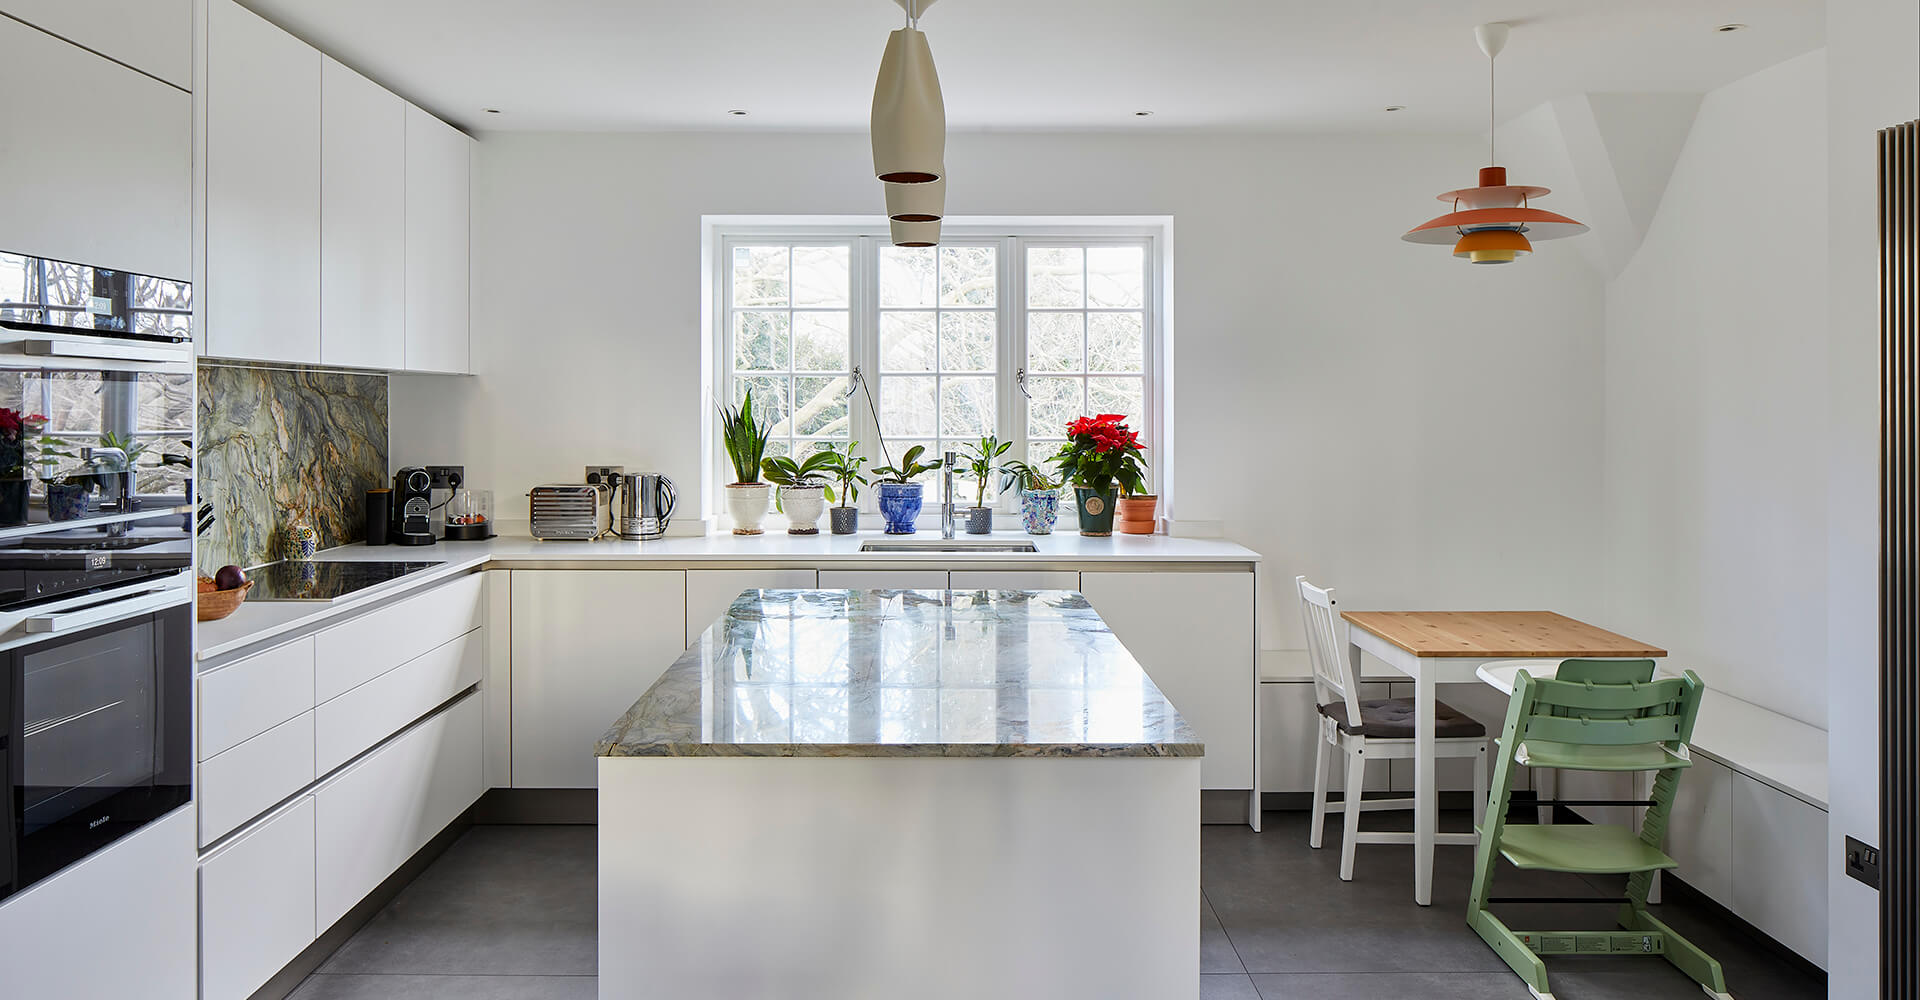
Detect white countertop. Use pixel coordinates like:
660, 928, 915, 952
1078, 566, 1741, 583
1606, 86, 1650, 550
196, 525, 1260, 664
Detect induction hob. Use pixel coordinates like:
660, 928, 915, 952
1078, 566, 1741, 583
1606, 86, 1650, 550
245, 560, 443, 602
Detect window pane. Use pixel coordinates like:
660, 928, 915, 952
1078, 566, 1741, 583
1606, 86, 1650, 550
1088, 313, 1144, 372
879, 312, 935, 372
1027, 248, 1084, 308
793, 312, 849, 372
1027, 313, 1083, 372
732, 246, 789, 307
940, 376, 995, 438
793, 376, 850, 437
940, 246, 996, 307
1026, 376, 1082, 438
1088, 377, 1144, 433
1027, 440, 1065, 470
1087, 246, 1144, 309
733, 312, 790, 371
882, 440, 940, 487
881, 376, 937, 437
733, 375, 789, 435
791, 246, 850, 308
939, 312, 995, 372
879, 246, 936, 308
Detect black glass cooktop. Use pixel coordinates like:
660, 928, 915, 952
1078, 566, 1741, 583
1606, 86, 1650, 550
245, 560, 443, 603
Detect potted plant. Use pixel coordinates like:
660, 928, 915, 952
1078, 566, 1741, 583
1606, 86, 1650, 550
0, 409, 42, 526
1052, 414, 1147, 537
1001, 459, 1063, 535
717, 390, 773, 535
870, 445, 943, 535
760, 451, 834, 535
958, 435, 1011, 534
816, 442, 869, 535
1116, 473, 1159, 535
29, 425, 94, 521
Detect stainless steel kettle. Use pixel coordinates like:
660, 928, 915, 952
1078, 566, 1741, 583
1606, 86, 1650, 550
616, 473, 676, 540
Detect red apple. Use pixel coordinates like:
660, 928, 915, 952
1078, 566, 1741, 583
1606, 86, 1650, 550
214, 565, 248, 591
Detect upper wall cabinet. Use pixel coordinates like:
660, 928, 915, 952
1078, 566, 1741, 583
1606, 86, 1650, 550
0, 15, 189, 279
0, 0, 191, 90
204, 0, 321, 364
321, 57, 406, 370
404, 106, 472, 374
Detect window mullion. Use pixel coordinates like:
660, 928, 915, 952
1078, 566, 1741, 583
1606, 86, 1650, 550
850, 236, 881, 511
999, 235, 1023, 513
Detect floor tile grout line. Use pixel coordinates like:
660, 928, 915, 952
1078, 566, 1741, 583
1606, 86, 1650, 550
1202, 886, 1252, 977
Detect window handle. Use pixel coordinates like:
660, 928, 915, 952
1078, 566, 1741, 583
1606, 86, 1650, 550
1015, 368, 1032, 399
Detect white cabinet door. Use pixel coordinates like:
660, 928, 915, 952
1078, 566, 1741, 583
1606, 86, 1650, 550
484, 570, 513, 788
0, 16, 189, 279
403, 104, 471, 373
686, 569, 817, 646
196, 635, 315, 761
1663, 755, 1735, 906
948, 571, 1079, 591
199, 795, 316, 1000
510, 570, 687, 787
313, 573, 484, 702
313, 691, 482, 929
0, 0, 191, 89
315, 627, 483, 774
1079, 570, 1255, 790
1731, 779, 1829, 968
197, 709, 315, 846
205, 0, 320, 363
320, 56, 405, 369
817, 570, 948, 590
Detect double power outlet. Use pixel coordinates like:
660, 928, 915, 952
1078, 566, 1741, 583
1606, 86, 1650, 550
584, 465, 625, 491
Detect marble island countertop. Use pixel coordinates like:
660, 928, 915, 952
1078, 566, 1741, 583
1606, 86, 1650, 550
595, 589, 1204, 759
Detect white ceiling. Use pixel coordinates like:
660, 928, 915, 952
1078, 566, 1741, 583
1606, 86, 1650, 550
240, 0, 1824, 135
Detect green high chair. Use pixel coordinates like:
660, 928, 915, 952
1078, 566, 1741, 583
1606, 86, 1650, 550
1467, 659, 1733, 1000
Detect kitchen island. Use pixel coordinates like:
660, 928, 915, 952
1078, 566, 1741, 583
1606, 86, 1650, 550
595, 588, 1203, 1000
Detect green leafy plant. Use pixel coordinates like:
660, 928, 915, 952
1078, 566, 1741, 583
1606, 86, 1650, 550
959, 435, 1012, 508
760, 451, 836, 512
1053, 414, 1148, 495
871, 444, 943, 485
1000, 459, 1062, 494
814, 442, 869, 507
716, 390, 773, 484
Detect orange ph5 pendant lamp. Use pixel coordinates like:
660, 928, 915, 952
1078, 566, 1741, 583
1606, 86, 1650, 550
1402, 23, 1588, 264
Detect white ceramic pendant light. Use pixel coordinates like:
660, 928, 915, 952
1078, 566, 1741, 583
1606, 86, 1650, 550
885, 175, 945, 222
889, 219, 941, 247
873, 0, 945, 244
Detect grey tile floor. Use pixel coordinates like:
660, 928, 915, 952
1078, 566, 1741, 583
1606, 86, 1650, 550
292, 813, 1823, 1000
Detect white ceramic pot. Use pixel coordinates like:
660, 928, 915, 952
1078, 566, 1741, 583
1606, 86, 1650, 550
726, 483, 770, 535
779, 486, 826, 535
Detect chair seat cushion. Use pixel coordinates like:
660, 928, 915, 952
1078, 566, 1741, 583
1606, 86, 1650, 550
1317, 697, 1488, 739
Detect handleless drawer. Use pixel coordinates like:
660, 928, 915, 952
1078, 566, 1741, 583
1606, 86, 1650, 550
200, 794, 316, 1000
315, 572, 483, 702
198, 635, 316, 761
198, 710, 316, 847
316, 627, 483, 774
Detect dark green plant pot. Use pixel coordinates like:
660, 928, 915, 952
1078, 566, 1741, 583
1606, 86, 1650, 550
1074, 487, 1116, 536
0, 479, 27, 526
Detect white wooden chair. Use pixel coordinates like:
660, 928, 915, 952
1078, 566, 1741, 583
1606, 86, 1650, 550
1298, 575, 1491, 880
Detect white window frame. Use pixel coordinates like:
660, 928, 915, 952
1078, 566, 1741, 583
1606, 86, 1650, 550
703, 217, 1170, 528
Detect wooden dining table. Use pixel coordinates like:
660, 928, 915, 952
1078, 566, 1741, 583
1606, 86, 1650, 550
1339, 610, 1666, 905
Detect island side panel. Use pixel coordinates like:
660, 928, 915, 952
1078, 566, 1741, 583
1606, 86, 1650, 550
598, 755, 1201, 1000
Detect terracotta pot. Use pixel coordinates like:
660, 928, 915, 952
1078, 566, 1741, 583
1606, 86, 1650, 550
1116, 494, 1159, 535
726, 483, 770, 535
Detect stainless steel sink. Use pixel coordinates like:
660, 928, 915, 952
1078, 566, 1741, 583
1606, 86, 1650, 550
859, 539, 1039, 554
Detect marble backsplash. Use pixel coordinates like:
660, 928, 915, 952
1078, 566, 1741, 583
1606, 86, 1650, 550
197, 365, 387, 570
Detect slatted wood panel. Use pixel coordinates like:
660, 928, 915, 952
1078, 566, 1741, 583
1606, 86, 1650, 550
1882, 118, 1920, 1000
1339, 610, 1665, 658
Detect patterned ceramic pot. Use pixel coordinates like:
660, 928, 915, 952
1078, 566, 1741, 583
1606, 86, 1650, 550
829, 506, 859, 534
726, 483, 770, 535
876, 482, 924, 534
282, 516, 318, 561
46, 479, 93, 521
1021, 489, 1059, 535
965, 507, 993, 534
779, 485, 826, 534
1074, 486, 1116, 536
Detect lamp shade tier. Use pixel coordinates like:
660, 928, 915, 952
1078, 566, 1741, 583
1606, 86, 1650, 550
871, 28, 946, 184
885, 175, 946, 222
1452, 228, 1533, 264
890, 219, 941, 247
1403, 206, 1589, 244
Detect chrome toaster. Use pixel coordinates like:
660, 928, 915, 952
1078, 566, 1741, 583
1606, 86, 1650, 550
528, 484, 608, 540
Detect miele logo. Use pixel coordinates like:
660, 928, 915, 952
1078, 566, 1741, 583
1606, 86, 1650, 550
87, 814, 110, 830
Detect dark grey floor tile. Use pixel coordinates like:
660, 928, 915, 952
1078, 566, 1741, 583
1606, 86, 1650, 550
290, 974, 596, 1000
1202, 891, 1246, 973
1249, 972, 1530, 999
319, 826, 597, 976
1200, 972, 1262, 999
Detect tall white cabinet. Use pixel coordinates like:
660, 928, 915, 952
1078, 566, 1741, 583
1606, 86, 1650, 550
320, 56, 406, 370
405, 104, 473, 373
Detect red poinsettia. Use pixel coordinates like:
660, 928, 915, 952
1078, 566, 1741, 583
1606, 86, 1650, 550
1053, 414, 1147, 494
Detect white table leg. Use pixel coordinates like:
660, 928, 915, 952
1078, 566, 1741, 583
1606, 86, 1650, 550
1414, 663, 1436, 906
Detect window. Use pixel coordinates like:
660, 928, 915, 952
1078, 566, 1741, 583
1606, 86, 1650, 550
716, 224, 1161, 517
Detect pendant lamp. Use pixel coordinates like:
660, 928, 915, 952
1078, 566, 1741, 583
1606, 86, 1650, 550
885, 175, 945, 222
871, 0, 945, 185
1403, 23, 1587, 264
890, 219, 941, 247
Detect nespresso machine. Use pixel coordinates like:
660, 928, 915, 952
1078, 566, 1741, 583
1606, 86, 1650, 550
616, 473, 676, 540
389, 467, 436, 545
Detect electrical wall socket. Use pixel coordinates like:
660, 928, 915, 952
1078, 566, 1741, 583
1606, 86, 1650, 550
584, 465, 625, 489
426, 465, 464, 490
1845, 836, 1881, 889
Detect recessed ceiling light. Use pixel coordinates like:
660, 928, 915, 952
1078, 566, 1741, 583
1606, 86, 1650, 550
1133, 110, 1154, 117
483, 108, 501, 114
1384, 105, 1407, 112
1716, 23, 1747, 32
727, 109, 749, 116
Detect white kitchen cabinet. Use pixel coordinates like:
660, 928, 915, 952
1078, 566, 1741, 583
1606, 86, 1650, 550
948, 570, 1079, 591
1078, 570, 1255, 790
320, 55, 406, 370
686, 569, 818, 646
1731, 778, 1829, 967
315, 627, 483, 774
818, 570, 949, 590
197, 709, 316, 846
204, 0, 320, 363
1259, 681, 1389, 795
511, 570, 687, 787
0, 0, 191, 89
314, 572, 484, 702
404, 103, 472, 373
0, 807, 195, 1000
0, 15, 189, 279
484, 570, 513, 788
314, 691, 482, 929
199, 795, 316, 1000
197, 635, 315, 761
1663, 755, 1736, 906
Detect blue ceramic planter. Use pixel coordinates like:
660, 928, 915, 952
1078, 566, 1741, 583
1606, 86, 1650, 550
45, 480, 93, 521
1020, 489, 1060, 534
876, 482, 924, 534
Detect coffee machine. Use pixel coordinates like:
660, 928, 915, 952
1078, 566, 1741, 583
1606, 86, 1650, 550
616, 473, 676, 540
389, 467, 436, 545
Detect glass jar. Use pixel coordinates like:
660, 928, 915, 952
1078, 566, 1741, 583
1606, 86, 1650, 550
444, 488, 493, 540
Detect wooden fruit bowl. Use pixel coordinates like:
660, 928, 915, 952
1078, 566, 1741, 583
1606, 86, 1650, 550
196, 579, 253, 622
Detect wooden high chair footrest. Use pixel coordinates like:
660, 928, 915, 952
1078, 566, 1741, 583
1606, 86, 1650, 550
1497, 824, 1677, 874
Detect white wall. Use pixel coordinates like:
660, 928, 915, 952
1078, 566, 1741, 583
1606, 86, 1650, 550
1600, 50, 1829, 727
391, 129, 1610, 651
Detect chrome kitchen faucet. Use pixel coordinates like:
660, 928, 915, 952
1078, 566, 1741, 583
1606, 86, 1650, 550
942, 451, 957, 539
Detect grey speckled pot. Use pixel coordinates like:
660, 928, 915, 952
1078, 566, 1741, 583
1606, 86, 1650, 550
965, 507, 993, 534
829, 506, 859, 534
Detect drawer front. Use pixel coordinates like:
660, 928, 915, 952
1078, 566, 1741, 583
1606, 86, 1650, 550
198, 636, 316, 761
315, 573, 483, 702
198, 710, 316, 846
199, 795, 316, 1000
948, 571, 1079, 591
313, 691, 481, 929
316, 627, 483, 774
816, 570, 948, 590
685, 569, 817, 647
